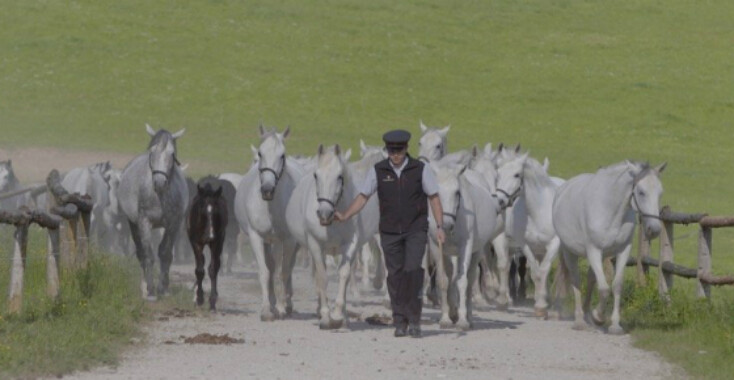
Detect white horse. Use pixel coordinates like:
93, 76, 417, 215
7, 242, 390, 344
0, 160, 29, 211
61, 161, 112, 247
286, 144, 371, 329
495, 151, 565, 317
234, 125, 304, 321
101, 167, 131, 255
117, 125, 188, 300
350, 140, 387, 299
553, 161, 665, 334
428, 157, 500, 330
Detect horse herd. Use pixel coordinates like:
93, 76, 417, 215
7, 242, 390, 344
0, 122, 665, 335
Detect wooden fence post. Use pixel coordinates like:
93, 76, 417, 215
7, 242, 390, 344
658, 221, 674, 302
697, 226, 712, 299
46, 228, 61, 299
8, 224, 29, 314
636, 222, 651, 286
77, 209, 91, 268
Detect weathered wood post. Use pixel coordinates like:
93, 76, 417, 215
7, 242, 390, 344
658, 220, 674, 302
46, 169, 93, 269
697, 225, 712, 299
7, 223, 29, 314
636, 220, 651, 286
2, 208, 62, 314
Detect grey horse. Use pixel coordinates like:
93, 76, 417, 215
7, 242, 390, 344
117, 124, 188, 300
553, 160, 665, 334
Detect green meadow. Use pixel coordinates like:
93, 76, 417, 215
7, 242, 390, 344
1, 0, 734, 378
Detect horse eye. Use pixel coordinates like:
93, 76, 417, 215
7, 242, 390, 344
257, 152, 262, 158
514, 173, 520, 178
638, 190, 646, 197
313, 173, 318, 180
436, 144, 441, 150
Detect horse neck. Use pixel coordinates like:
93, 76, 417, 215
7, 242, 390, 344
521, 161, 556, 219
594, 167, 636, 224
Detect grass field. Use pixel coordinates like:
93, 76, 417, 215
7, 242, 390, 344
1, 0, 734, 378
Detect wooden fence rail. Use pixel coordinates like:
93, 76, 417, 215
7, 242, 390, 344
632, 205, 734, 303
2, 169, 93, 315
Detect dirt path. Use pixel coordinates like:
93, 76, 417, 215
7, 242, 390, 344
62, 263, 682, 380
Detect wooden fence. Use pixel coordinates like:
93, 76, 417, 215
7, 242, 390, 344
631, 205, 734, 302
2, 170, 93, 314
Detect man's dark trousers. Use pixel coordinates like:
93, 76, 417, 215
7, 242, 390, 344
380, 230, 427, 326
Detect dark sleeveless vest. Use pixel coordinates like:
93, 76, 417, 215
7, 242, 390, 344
375, 156, 428, 234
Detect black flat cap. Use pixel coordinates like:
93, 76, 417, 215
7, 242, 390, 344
382, 129, 411, 146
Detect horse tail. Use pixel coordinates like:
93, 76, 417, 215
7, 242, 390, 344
551, 246, 570, 308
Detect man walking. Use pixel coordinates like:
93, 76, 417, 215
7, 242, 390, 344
335, 129, 446, 338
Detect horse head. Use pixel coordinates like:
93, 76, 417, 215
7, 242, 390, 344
495, 147, 529, 209
256, 124, 290, 200
0, 160, 16, 191
629, 161, 666, 239
314, 144, 348, 226
146, 124, 185, 192
431, 157, 467, 233
417, 121, 450, 163
193, 178, 224, 243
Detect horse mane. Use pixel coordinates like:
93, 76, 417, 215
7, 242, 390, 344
147, 129, 177, 152
523, 156, 555, 188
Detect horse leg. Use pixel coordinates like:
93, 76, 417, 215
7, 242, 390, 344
157, 227, 177, 296
224, 231, 238, 275
517, 252, 528, 301
331, 237, 360, 328
455, 242, 475, 331
586, 247, 610, 326
562, 250, 585, 330
282, 240, 298, 316
583, 265, 597, 324
431, 240, 451, 329
466, 249, 482, 326
248, 230, 274, 321
130, 220, 156, 300
608, 245, 631, 335
492, 235, 511, 310
359, 242, 372, 292
307, 236, 331, 329
522, 245, 543, 314
270, 240, 288, 319
208, 240, 223, 311
371, 236, 386, 290
192, 242, 206, 306
534, 236, 560, 318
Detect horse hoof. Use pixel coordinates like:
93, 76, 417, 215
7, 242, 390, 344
382, 299, 392, 310
608, 326, 625, 335
572, 321, 588, 331
534, 307, 548, 319
591, 310, 605, 326
260, 312, 276, 322
145, 295, 158, 302
456, 321, 472, 331
439, 320, 453, 329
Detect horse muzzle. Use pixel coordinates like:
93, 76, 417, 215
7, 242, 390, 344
317, 210, 334, 226
643, 220, 662, 240
260, 187, 275, 201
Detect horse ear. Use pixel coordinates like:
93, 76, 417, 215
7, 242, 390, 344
258, 123, 265, 137
520, 151, 529, 162
334, 144, 341, 156
515, 144, 522, 153
471, 144, 479, 158
343, 148, 352, 161
439, 125, 451, 136
655, 162, 667, 174
172, 128, 186, 139
146, 123, 156, 136
419, 120, 427, 133
317, 144, 324, 156
498, 143, 504, 153
214, 185, 223, 197
359, 139, 367, 156
282, 126, 291, 139
483, 143, 492, 155
543, 157, 550, 172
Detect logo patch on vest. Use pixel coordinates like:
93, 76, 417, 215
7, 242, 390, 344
382, 174, 395, 182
